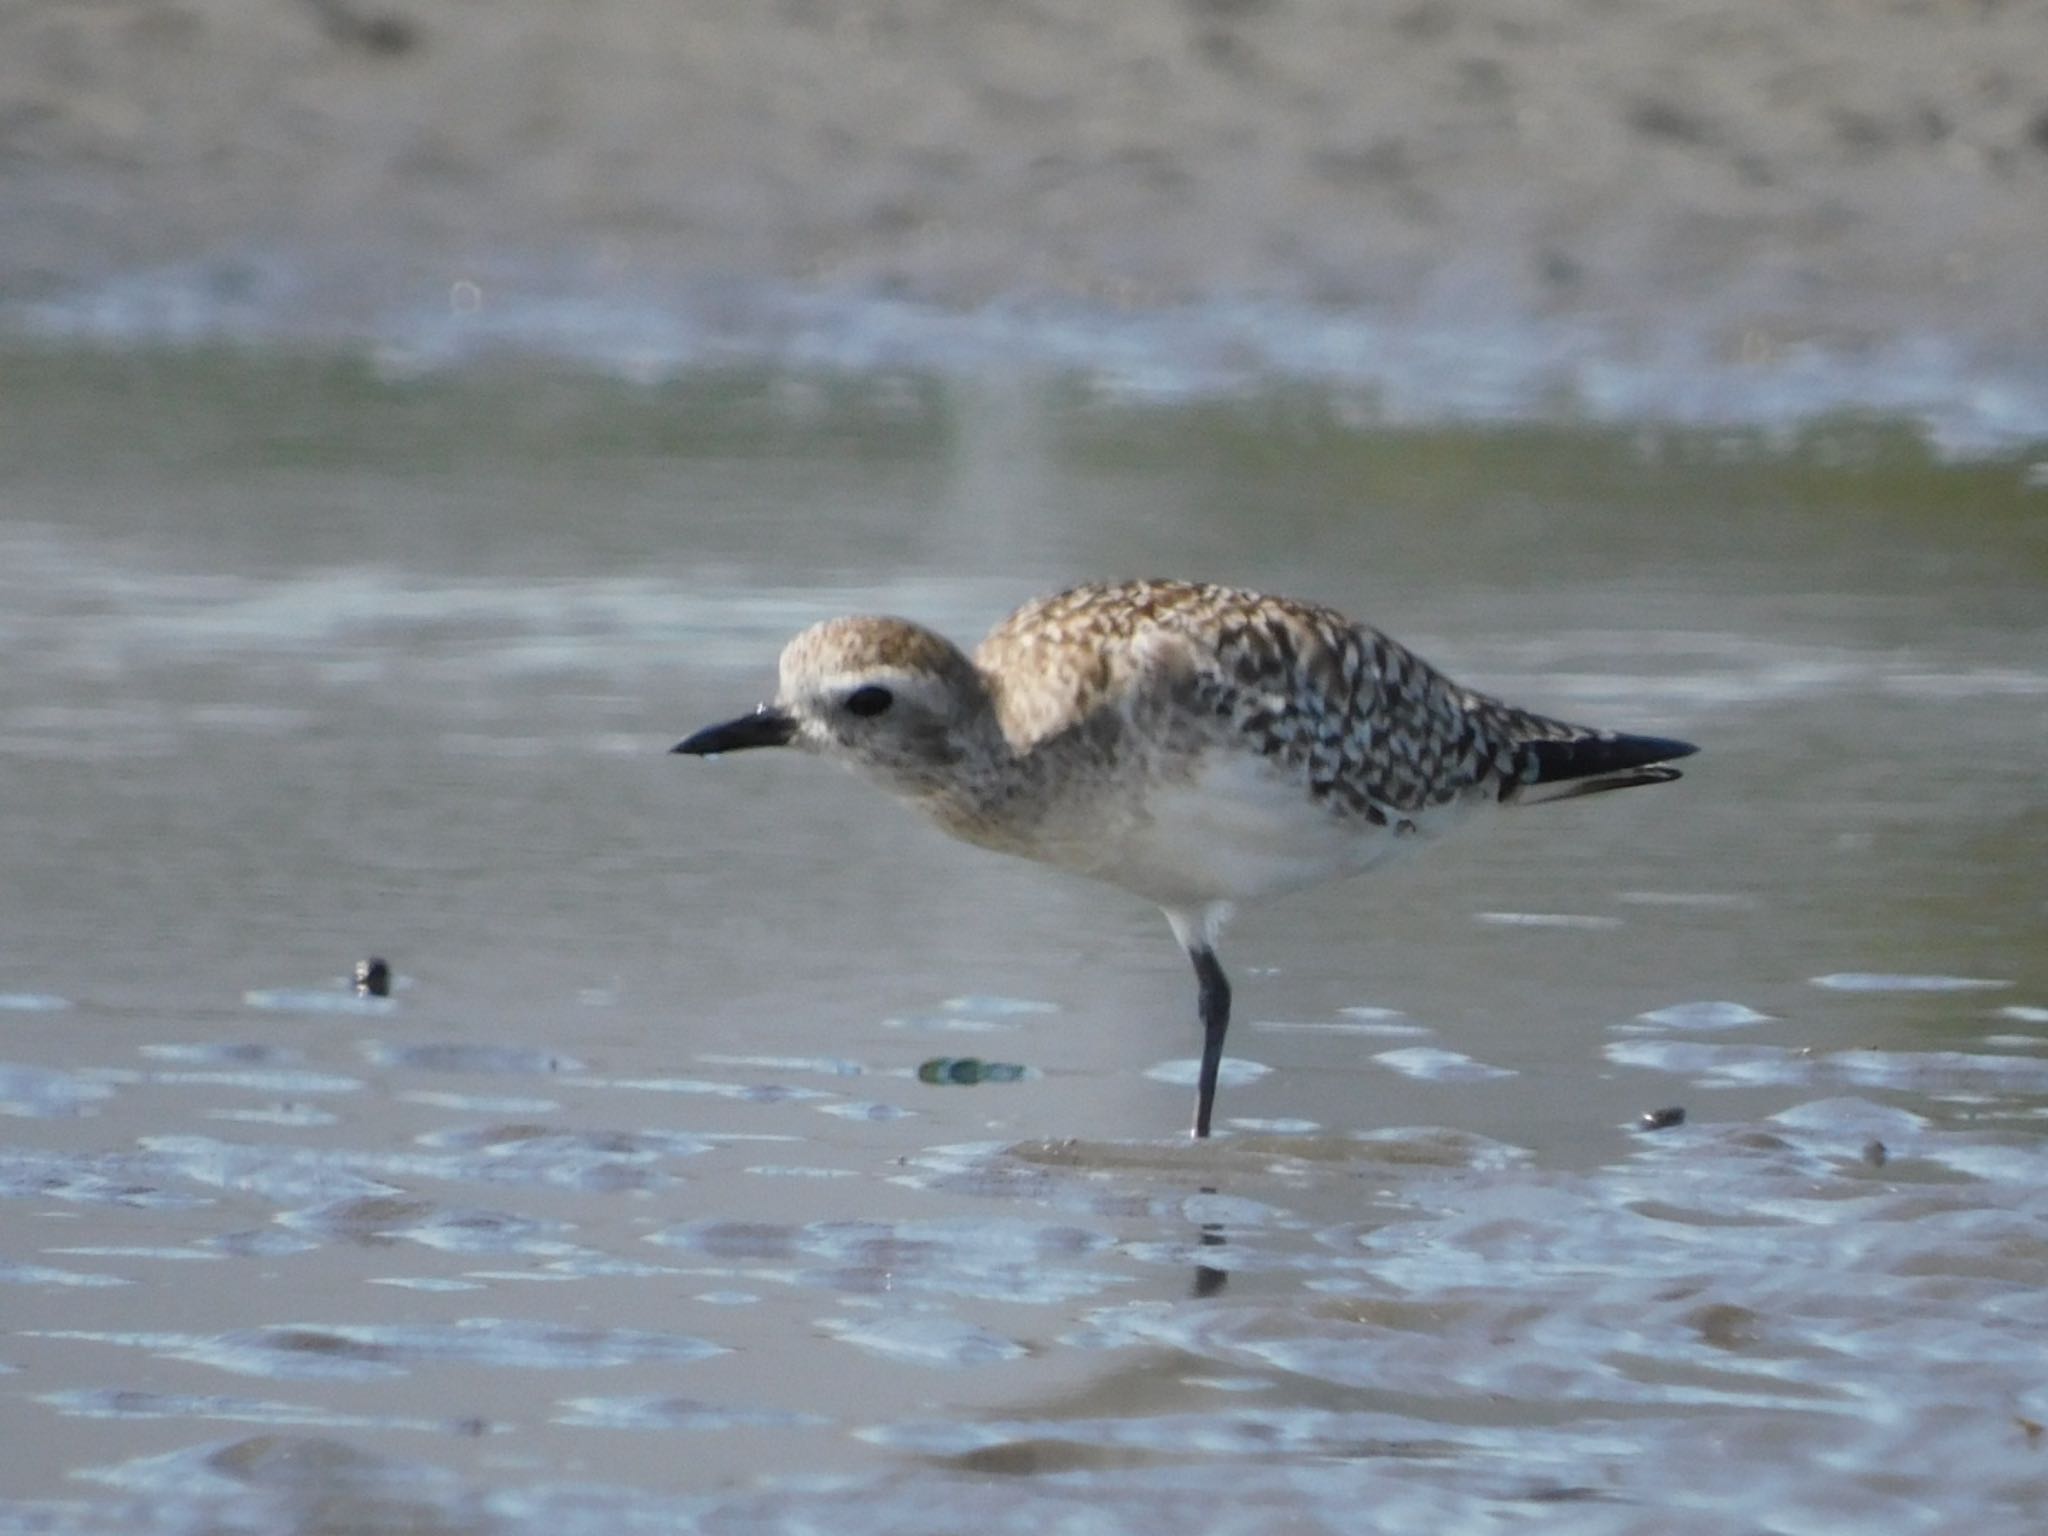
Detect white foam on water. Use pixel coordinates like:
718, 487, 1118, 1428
1634, 1000, 1774, 1030
1144, 1058, 1272, 1088
942, 996, 1059, 1016
1810, 973, 2011, 992
1473, 911, 1623, 931
816, 1311, 1026, 1369
1371, 1048, 1518, 1083
1251, 1018, 1432, 1038
0, 994, 72, 1012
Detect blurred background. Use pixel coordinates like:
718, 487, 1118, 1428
5, 0, 2048, 423
2, 5, 2046, 1534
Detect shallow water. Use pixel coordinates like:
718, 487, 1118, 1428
2, 350, 2045, 1533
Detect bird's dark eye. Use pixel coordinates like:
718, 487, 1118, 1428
845, 685, 894, 718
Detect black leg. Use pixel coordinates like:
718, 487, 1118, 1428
1189, 946, 1231, 1139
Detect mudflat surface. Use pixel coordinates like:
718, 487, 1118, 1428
1, 357, 2045, 1533
5, 0, 2048, 356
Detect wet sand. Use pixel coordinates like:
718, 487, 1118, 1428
4, 0, 2047, 363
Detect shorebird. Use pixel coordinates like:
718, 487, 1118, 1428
675, 580, 1696, 1138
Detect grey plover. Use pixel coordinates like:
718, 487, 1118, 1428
675, 580, 1696, 1138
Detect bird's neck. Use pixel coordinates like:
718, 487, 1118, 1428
927, 753, 1033, 848
882, 697, 1066, 856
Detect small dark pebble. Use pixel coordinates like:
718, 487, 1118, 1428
1637, 1105, 1687, 1132
1862, 1139, 1888, 1167
915, 1057, 1026, 1086
353, 957, 391, 999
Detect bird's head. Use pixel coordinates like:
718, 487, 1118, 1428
673, 616, 995, 788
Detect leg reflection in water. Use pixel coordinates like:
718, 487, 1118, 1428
1191, 1188, 1228, 1298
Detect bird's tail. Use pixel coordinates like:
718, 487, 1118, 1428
1497, 720, 1699, 806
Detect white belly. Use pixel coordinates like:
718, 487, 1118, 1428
1054, 750, 1462, 907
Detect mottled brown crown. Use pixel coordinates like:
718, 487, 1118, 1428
778, 615, 987, 700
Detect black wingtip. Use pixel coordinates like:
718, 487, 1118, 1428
1524, 732, 1698, 788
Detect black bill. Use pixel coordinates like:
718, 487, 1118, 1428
672, 705, 797, 756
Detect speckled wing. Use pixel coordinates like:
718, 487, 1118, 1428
1165, 591, 1695, 816
1149, 586, 1544, 823
977, 580, 1693, 820
979, 580, 1634, 823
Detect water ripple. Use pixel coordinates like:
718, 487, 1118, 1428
552, 1396, 828, 1432
364, 1043, 585, 1075
817, 1311, 1027, 1369
1607, 1039, 2048, 1095
35, 1319, 727, 1380
1371, 1048, 1518, 1083
0, 1063, 117, 1118
650, 1215, 1119, 1304
39, 1388, 462, 1434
